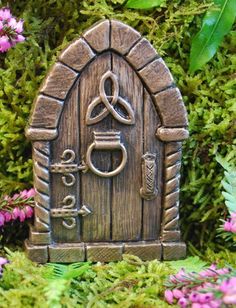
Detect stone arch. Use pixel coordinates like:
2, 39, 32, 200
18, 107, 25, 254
26, 19, 188, 142
25, 19, 189, 262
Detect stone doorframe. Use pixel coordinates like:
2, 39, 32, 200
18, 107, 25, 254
25, 19, 188, 263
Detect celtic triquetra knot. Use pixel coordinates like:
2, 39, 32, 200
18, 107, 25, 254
86, 71, 135, 125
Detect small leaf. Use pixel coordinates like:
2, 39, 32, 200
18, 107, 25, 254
189, 0, 236, 73
125, 0, 166, 9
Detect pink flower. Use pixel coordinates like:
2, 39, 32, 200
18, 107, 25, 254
24, 206, 34, 218
8, 17, 24, 33
164, 289, 174, 304
0, 257, 8, 266
3, 211, 12, 222
19, 209, 26, 222
0, 20, 3, 31
12, 207, 21, 220
178, 297, 188, 308
0, 35, 11, 52
189, 292, 200, 303
0, 213, 4, 227
0, 8, 12, 21
223, 220, 233, 232
26, 188, 36, 199
173, 289, 184, 299
198, 292, 213, 304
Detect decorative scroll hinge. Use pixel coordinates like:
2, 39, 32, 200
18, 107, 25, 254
51, 205, 92, 218
50, 161, 88, 173
140, 152, 158, 200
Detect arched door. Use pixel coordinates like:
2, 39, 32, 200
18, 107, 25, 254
50, 51, 163, 243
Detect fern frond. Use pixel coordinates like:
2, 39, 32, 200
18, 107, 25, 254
44, 262, 91, 280
216, 155, 236, 214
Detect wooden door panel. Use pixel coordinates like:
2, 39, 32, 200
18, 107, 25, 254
80, 52, 112, 242
51, 84, 80, 243
142, 89, 163, 240
111, 53, 143, 241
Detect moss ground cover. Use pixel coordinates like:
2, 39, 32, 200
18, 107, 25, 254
0, 0, 235, 251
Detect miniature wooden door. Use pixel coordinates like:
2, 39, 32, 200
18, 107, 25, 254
50, 52, 163, 244
25, 19, 189, 263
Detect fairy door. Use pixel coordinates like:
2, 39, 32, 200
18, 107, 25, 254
26, 19, 188, 263
50, 51, 163, 243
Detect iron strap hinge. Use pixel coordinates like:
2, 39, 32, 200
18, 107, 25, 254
50, 162, 88, 173
51, 205, 92, 218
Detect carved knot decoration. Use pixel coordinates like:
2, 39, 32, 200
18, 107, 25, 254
86, 71, 135, 125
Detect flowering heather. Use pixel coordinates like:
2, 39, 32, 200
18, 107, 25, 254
0, 257, 8, 278
0, 7, 25, 52
223, 213, 236, 234
164, 264, 236, 307
0, 189, 35, 227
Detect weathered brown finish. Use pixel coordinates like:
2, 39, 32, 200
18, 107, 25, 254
25, 19, 188, 263
111, 53, 143, 241
142, 90, 162, 240
127, 38, 158, 70
49, 244, 85, 262
124, 242, 162, 261
59, 38, 95, 72
86, 243, 123, 262
139, 58, 174, 93
40, 62, 77, 100
80, 52, 112, 242
162, 242, 186, 260
154, 88, 188, 127
110, 20, 141, 55
83, 20, 110, 52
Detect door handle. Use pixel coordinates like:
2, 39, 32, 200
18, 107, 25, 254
86, 131, 127, 178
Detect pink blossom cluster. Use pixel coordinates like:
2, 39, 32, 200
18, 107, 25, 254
223, 212, 236, 233
0, 7, 25, 53
0, 188, 35, 227
164, 264, 236, 308
0, 257, 8, 278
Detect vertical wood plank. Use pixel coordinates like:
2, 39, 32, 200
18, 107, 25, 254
111, 53, 143, 241
80, 52, 112, 242
51, 83, 80, 243
142, 90, 163, 240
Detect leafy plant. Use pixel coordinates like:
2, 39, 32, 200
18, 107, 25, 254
189, 0, 236, 73
125, 0, 166, 9
216, 155, 236, 215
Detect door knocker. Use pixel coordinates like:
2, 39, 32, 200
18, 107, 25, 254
86, 131, 127, 178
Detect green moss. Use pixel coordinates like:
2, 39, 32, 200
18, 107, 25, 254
0, 0, 235, 251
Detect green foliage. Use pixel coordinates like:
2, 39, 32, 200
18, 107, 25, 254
216, 155, 236, 214
0, 0, 235, 252
189, 0, 236, 73
125, 0, 166, 9
0, 251, 178, 307
166, 256, 207, 273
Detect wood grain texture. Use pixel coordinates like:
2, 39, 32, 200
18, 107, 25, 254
142, 89, 163, 240
83, 19, 110, 52
79, 52, 112, 242
127, 38, 158, 70
111, 53, 142, 241
154, 88, 188, 127
51, 81, 80, 243
139, 58, 174, 93
110, 20, 141, 55
59, 38, 95, 72
40, 62, 78, 100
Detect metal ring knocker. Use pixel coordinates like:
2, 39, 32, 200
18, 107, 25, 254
86, 131, 127, 178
